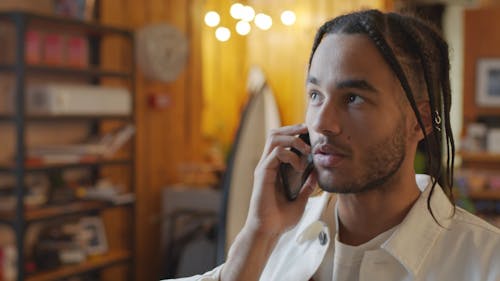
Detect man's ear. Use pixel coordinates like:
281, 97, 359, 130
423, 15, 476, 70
411, 101, 433, 141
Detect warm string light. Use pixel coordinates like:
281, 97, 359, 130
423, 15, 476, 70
230, 3, 244, 19
241, 6, 255, 22
254, 13, 272, 30
235, 20, 251, 35
205, 3, 295, 42
215, 27, 231, 42
204, 11, 220, 27
281, 10, 296, 26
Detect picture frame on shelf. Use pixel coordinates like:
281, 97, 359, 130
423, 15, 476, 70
476, 58, 500, 107
487, 128, 500, 153
54, 0, 96, 21
79, 216, 108, 255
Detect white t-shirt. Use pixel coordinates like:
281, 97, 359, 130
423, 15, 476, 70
332, 226, 397, 281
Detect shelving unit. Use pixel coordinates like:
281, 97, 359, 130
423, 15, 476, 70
460, 7, 500, 227
0, 11, 135, 281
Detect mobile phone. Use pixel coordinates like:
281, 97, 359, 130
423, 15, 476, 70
278, 133, 314, 201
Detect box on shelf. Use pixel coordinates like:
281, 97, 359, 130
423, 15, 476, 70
43, 33, 65, 66
461, 122, 488, 152
26, 30, 43, 65
27, 83, 132, 116
0, 24, 89, 67
487, 128, 500, 153
66, 36, 89, 68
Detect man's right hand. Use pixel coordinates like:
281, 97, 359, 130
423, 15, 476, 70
221, 124, 317, 281
247, 123, 317, 237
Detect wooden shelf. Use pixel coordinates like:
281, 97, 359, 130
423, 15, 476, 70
459, 151, 500, 163
0, 201, 109, 222
0, 159, 131, 173
467, 190, 500, 200
27, 201, 107, 220
26, 250, 131, 281
0, 114, 132, 122
0, 64, 131, 78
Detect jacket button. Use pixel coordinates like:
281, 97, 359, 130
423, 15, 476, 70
318, 231, 328, 245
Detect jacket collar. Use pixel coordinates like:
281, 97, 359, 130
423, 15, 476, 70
381, 174, 454, 277
294, 175, 455, 279
295, 192, 333, 243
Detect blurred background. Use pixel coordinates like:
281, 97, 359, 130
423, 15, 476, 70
0, 0, 498, 281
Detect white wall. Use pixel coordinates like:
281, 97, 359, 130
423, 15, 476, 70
444, 5, 465, 151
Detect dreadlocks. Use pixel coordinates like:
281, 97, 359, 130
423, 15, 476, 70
308, 10, 455, 222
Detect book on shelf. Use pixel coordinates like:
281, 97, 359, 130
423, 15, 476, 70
26, 124, 135, 165
76, 179, 135, 205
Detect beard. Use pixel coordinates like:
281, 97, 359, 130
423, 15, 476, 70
317, 119, 406, 194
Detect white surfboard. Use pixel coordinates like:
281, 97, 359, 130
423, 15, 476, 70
217, 66, 281, 262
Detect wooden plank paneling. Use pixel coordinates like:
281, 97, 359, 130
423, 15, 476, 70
100, 0, 208, 280
186, 0, 205, 161
201, 0, 247, 154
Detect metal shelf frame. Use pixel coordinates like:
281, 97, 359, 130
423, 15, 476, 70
0, 11, 136, 281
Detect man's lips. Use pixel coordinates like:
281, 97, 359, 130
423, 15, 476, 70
313, 144, 348, 167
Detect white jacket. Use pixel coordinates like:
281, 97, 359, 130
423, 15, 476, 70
166, 175, 500, 281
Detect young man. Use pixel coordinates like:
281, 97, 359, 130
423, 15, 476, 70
167, 9, 500, 281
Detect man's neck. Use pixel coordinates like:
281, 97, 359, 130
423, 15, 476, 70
336, 174, 421, 246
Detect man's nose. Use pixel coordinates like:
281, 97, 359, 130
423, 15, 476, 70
309, 104, 342, 136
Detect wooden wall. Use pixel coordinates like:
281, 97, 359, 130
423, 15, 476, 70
201, 0, 391, 152
99, 1, 204, 280
464, 6, 500, 129
99, 1, 391, 280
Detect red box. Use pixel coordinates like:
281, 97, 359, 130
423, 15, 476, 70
43, 33, 65, 66
66, 36, 89, 68
25, 30, 42, 64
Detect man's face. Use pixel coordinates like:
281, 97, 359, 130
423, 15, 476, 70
305, 33, 411, 194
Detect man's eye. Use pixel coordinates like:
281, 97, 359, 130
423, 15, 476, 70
346, 94, 364, 105
309, 91, 322, 102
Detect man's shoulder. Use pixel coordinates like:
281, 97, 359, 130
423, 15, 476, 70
443, 207, 500, 256
451, 207, 500, 236
420, 208, 500, 280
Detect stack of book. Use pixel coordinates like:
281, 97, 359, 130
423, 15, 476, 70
27, 124, 135, 165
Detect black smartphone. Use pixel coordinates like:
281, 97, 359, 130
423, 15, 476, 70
278, 133, 314, 201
